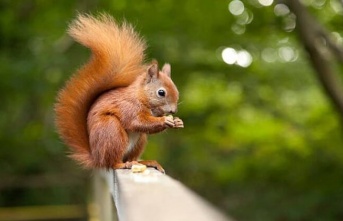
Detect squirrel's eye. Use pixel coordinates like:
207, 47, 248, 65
157, 89, 166, 97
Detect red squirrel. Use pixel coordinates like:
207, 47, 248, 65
55, 13, 183, 173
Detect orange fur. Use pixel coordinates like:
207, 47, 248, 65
55, 13, 183, 169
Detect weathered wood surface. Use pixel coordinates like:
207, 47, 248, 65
95, 168, 232, 221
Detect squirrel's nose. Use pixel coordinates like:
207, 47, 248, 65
168, 107, 177, 115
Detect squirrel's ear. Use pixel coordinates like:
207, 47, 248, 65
162, 63, 171, 77
146, 60, 159, 83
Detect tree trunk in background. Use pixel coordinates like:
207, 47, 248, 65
285, 0, 343, 123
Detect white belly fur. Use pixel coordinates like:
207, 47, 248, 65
126, 132, 140, 155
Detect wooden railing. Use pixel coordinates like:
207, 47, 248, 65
91, 168, 233, 221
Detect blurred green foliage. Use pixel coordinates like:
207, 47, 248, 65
1, 0, 343, 220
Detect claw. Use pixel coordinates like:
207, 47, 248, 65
173, 117, 184, 128
138, 160, 165, 173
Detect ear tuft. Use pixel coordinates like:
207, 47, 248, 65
146, 60, 159, 83
162, 63, 171, 77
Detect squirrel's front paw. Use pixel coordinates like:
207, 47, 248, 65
173, 117, 184, 128
164, 115, 175, 128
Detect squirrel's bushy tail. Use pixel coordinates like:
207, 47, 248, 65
55, 13, 146, 168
